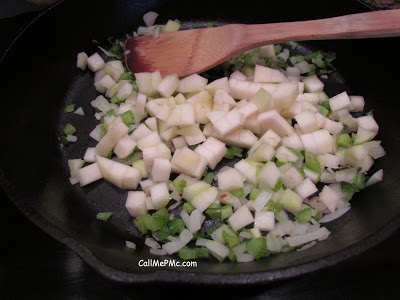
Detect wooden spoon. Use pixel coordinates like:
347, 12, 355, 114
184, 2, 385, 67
125, 9, 400, 78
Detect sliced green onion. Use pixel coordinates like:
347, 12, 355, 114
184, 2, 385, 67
63, 123, 76, 135
64, 104, 75, 113
97, 212, 113, 221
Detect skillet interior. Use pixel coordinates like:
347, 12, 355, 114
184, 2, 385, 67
0, 0, 399, 284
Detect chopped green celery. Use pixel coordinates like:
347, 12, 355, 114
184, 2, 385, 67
296, 207, 312, 224
366, 109, 374, 116
120, 110, 134, 124
246, 236, 270, 259
228, 250, 236, 261
222, 230, 240, 248
321, 100, 331, 112
174, 19, 181, 24
202, 221, 224, 237
148, 208, 170, 231
275, 160, 285, 167
119, 72, 133, 80
295, 55, 305, 62
221, 205, 233, 220
182, 202, 196, 214
319, 106, 329, 116
123, 151, 135, 161
351, 132, 357, 142
173, 179, 187, 195
272, 179, 283, 192
179, 247, 209, 260
206, 207, 222, 219
305, 151, 322, 174
292, 42, 298, 49
336, 133, 352, 148
313, 211, 323, 221
286, 119, 293, 125
281, 244, 295, 253
206, 22, 214, 28
189, 144, 200, 150
287, 147, 301, 158
168, 218, 185, 235
297, 168, 305, 177
224, 146, 243, 159
131, 81, 138, 92
343, 192, 354, 202
232, 187, 244, 198
307, 64, 316, 76
266, 200, 281, 213
209, 202, 221, 209
353, 170, 366, 190
155, 225, 170, 241
64, 104, 75, 113
256, 165, 263, 175
341, 181, 359, 193
60, 136, 69, 146
243, 50, 255, 65
135, 214, 151, 234
274, 44, 282, 54
203, 172, 214, 185
96, 212, 113, 221
249, 188, 260, 201
111, 95, 123, 104
63, 123, 76, 135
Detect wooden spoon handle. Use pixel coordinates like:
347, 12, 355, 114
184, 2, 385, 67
231, 9, 400, 54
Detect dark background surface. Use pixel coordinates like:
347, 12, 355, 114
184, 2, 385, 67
1, 1, 400, 299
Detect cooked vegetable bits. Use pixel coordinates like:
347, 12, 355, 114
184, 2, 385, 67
65, 12, 385, 263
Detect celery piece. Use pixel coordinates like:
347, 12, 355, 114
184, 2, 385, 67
249, 188, 260, 201
203, 172, 214, 185
296, 207, 312, 224
182, 202, 195, 214
287, 147, 301, 158
155, 225, 170, 241
232, 187, 244, 198
96, 212, 113, 221
135, 214, 152, 234
111, 95, 123, 104
292, 42, 298, 49
168, 218, 185, 235
272, 179, 284, 192
246, 236, 270, 259
206, 22, 214, 28
173, 179, 187, 195
64, 104, 75, 113
224, 146, 243, 159
336, 133, 352, 148
319, 106, 329, 116
313, 211, 323, 221
206, 207, 222, 219
63, 123, 76, 135
341, 181, 359, 193
266, 200, 281, 214
297, 168, 305, 177
343, 192, 354, 202
120, 110, 134, 124
222, 230, 240, 248
119, 72, 133, 80
353, 171, 366, 190
321, 100, 331, 112
305, 151, 322, 174
274, 44, 282, 54
179, 247, 199, 260
221, 205, 233, 220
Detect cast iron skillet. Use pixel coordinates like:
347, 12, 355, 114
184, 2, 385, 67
1, 0, 399, 284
